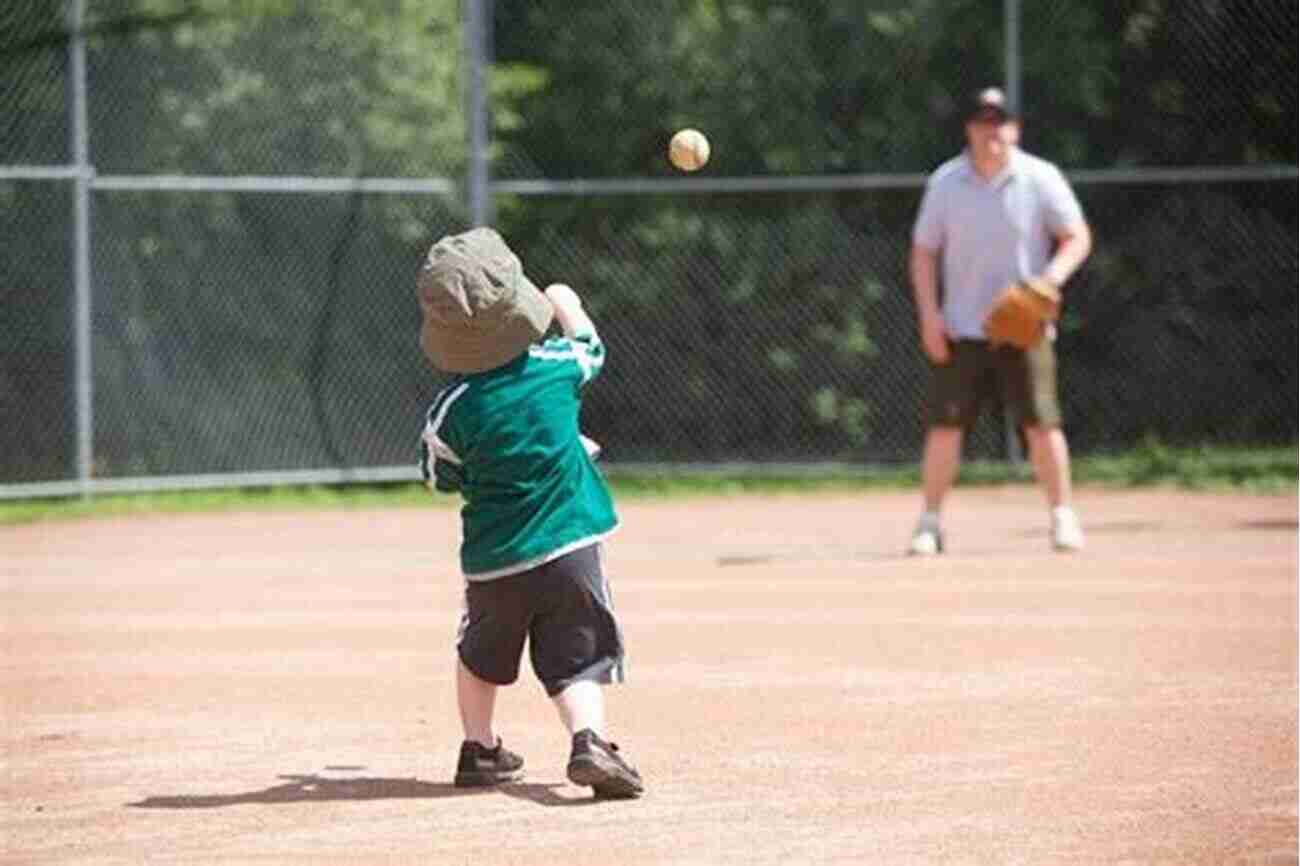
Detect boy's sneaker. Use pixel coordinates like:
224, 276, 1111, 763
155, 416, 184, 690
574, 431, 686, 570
453, 737, 524, 787
1051, 506, 1085, 552
907, 513, 944, 556
566, 729, 643, 799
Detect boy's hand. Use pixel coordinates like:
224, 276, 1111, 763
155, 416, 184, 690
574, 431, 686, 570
546, 283, 595, 338
545, 283, 581, 307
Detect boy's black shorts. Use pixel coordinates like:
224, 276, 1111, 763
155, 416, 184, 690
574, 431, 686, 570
457, 544, 625, 697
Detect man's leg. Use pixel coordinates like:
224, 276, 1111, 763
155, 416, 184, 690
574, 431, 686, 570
910, 426, 962, 555
911, 340, 983, 555
1024, 425, 1072, 508
1005, 339, 1082, 551
1025, 425, 1084, 551
922, 426, 963, 511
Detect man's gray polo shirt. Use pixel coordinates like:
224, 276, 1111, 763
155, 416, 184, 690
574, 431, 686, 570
912, 148, 1085, 339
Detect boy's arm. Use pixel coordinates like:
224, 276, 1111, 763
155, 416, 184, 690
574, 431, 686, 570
544, 282, 605, 386
545, 284, 596, 340
544, 284, 605, 459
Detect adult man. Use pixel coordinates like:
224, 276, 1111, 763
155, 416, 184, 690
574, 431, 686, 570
908, 87, 1092, 555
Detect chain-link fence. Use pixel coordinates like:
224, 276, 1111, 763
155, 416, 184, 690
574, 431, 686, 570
2, 0, 1296, 496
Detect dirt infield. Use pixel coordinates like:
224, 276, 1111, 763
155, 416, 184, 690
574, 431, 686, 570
5, 487, 1297, 865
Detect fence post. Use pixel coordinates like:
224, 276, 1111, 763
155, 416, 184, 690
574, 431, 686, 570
68, 0, 94, 497
464, 0, 492, 227
1004, 0, 1021, 114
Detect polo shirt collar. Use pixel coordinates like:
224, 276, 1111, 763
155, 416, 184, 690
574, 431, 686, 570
960, 146, 1023, 187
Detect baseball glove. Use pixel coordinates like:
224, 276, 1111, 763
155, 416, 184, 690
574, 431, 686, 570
983, 277, 1061, 349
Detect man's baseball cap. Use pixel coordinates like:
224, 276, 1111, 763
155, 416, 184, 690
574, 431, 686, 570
965, 86, 1015, 123
416, 227, 554, 374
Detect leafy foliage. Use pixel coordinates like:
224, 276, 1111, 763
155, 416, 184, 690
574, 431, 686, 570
0, 1, 1294, 482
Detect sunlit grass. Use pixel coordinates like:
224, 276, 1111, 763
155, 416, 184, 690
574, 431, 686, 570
1, 442, 1293, 525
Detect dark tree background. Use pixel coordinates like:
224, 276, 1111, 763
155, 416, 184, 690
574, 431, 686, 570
2, 0, 1295, 482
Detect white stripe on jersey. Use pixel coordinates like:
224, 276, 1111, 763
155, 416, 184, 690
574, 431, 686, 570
423, 382, 469, 465
529, 337, 603, 384
428, 434, 459, 464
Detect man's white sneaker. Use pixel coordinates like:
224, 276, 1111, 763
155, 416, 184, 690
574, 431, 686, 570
908, 515, 944, 556
908, 529, 942, 556
1051, 507, 1085, 552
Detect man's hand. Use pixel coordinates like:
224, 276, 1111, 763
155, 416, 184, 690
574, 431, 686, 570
920, 309, 950, 365
910, 245, 949, 364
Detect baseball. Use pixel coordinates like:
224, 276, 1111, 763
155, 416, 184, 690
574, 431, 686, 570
669, 128, 710, 172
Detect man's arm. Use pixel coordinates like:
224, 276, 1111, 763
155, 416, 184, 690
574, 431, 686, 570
1041, 220, 1093, 288
910, 243, 949, 364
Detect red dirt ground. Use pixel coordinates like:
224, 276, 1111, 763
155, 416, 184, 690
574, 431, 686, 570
4, 487, 1297, 865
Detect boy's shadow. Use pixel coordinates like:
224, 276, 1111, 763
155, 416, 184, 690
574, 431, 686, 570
128, 771, 600, 809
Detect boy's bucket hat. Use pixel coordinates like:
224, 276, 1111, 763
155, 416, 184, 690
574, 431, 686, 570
417, 227, 554, 373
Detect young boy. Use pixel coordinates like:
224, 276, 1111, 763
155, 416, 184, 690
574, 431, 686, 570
416, 227, 643, 799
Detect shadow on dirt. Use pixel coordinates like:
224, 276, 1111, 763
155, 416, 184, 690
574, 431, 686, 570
1237, 519, 1298, 531
717, 548, 901, 566
128, 774, 602, 809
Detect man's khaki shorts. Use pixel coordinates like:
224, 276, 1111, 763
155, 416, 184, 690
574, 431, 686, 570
926, 338, 1062, 430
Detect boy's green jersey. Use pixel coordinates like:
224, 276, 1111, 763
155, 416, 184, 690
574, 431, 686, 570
419, 331, 617, 579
